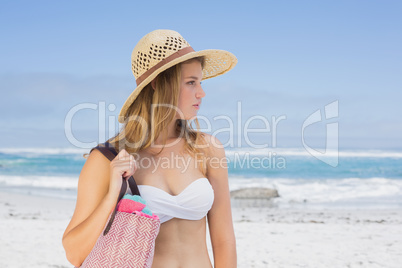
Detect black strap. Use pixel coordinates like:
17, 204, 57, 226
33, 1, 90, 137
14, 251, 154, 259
90, 141, 140, 235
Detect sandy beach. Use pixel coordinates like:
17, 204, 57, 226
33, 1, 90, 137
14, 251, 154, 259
1, 191, 401, 268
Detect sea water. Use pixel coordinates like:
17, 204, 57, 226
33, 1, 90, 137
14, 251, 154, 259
0, 147, 401, 209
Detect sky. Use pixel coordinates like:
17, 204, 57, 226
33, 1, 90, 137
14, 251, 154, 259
1, 0, 401, 150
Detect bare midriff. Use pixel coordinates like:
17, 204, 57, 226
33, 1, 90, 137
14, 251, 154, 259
151, 217, 212, 268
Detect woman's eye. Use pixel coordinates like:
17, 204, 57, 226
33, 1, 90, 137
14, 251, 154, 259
187, 81, 195, 85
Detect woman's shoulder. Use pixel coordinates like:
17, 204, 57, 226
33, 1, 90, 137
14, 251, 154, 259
199, 132, 222, 145
199, 133, 228, 183
198, 132, 226, 158
81, 144, 114, 175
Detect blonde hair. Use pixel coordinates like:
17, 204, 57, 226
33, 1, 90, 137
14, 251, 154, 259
107, 56, 208, 176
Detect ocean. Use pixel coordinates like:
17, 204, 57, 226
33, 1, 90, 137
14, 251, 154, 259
0, 147, 401, 209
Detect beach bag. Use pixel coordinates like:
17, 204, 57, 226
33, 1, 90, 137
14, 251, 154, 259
80, 143, 161, 268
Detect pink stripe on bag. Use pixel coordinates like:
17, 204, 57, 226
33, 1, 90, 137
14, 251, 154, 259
80, 212, 160, 268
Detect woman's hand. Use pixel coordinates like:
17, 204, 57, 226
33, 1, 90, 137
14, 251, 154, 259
63, 148, 138, 267
108, 149, 137, 199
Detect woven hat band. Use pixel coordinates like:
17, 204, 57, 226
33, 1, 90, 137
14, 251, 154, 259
135, 46, 195, 86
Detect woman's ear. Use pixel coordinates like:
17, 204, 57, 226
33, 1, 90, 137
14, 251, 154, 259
151, 79, 156, 91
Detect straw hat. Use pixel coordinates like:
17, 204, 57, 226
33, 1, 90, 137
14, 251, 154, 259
118, 29, 237, 123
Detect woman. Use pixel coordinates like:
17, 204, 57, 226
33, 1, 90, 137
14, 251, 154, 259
62, 29, 237, 267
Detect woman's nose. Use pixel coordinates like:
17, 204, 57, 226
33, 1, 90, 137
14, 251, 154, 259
196, 84, 206, 98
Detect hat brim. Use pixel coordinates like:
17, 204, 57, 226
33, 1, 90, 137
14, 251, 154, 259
118, 49, 237, 123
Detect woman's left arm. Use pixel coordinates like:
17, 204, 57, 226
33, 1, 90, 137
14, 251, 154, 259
205, 134, 237, 268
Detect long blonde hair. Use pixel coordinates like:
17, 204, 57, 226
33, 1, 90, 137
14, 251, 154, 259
108, 56, 208, 176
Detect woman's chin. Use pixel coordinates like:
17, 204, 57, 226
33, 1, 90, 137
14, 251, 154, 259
177, 113, 198, 121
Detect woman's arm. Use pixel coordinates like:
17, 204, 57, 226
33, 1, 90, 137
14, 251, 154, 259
205, 134, 237, 268
62, 149, 136, 267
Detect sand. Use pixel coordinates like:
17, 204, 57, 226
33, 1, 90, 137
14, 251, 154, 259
0, 191, 401, 268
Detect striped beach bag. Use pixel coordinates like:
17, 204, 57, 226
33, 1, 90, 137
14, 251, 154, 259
80, 143, 161, 268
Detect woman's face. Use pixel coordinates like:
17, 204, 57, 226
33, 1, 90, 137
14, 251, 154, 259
177, 60, 205, 120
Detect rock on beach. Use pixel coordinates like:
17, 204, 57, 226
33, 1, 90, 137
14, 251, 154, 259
230, 187, 279, 199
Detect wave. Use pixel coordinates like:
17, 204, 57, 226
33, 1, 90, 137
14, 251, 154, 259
226, 148, 402, 158
2, 174, 400, 206
1, 147, 402, 158
0, 175, 78, 189
0, 147, 89, 155
228, 176, 402, 206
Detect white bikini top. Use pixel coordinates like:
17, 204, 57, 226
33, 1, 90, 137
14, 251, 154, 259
133, 178, 214, 224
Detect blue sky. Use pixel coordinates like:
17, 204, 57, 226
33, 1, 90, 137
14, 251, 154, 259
1, 0, 401, 150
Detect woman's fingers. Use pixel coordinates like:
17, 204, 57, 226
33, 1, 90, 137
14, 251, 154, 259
117, 149, 130, 159
111, 149, 137, 179
122, 155, 137, 179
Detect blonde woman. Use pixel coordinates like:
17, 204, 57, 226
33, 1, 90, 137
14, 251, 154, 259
62, 29, 237, 267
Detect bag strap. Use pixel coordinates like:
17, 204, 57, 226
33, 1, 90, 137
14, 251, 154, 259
90, 141, 140, 235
